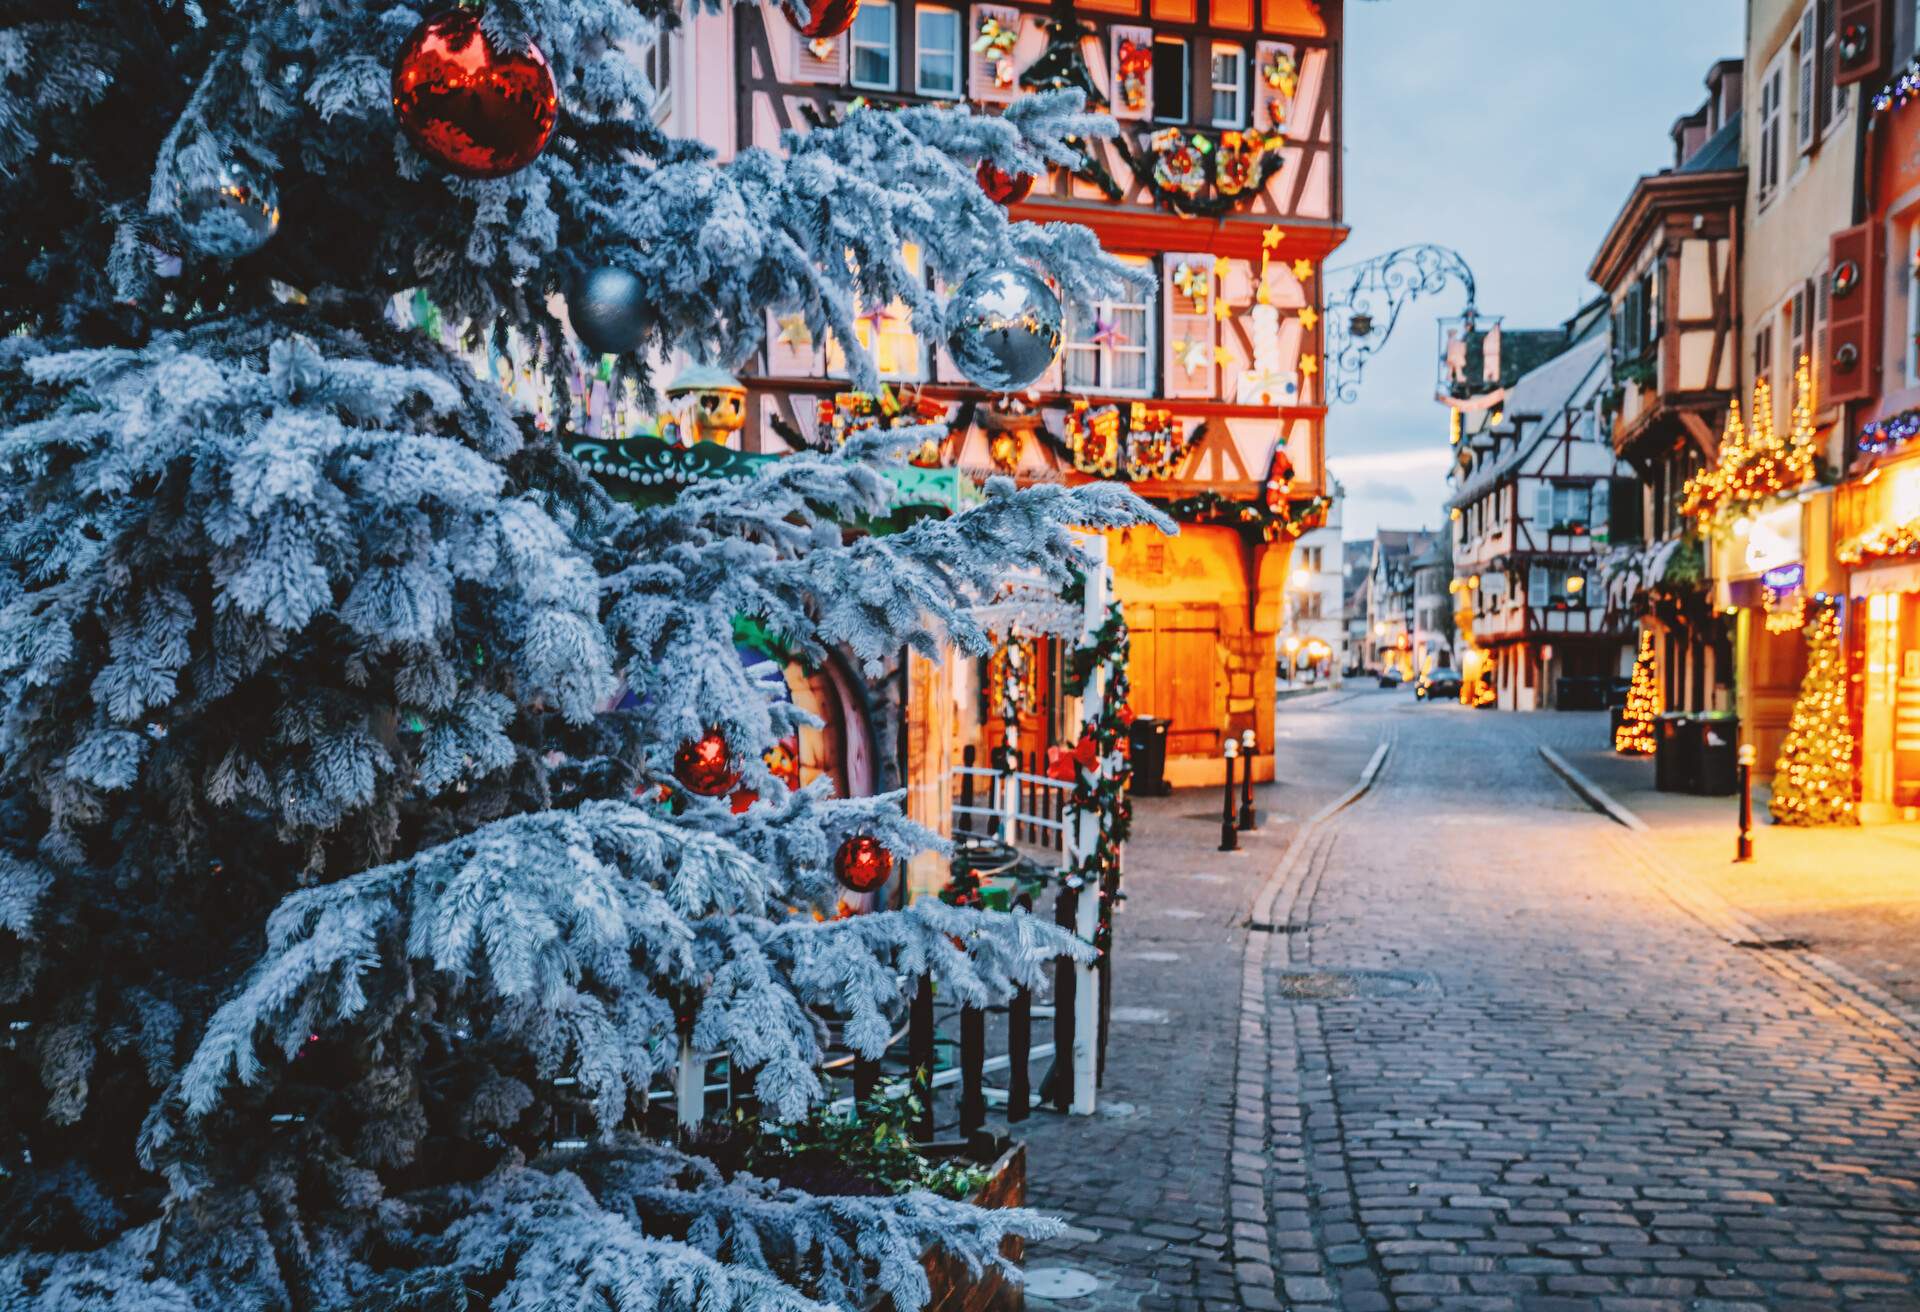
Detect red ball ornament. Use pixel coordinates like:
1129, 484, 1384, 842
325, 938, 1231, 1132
834, 835, 895, 894
392, 9, 559, 180
674, 730, 739, 797
977, 160, 1035, 206
782, 0, 861, 38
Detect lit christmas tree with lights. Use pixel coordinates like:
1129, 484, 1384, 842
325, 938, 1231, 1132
1769, 600, 1859, 827
1614, 628, 1659, 755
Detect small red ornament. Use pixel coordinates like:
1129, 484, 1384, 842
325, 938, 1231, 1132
674, 730, 739, 797
392, 9, 559, 180
977, 160, 1035, 206
834, 834, 895, 894
781, 0, 861, 38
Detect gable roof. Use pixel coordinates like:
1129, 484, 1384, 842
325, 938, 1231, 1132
1446, 331, 1609, 511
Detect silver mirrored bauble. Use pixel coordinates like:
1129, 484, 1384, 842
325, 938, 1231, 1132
943, 266, 1062, 393
174, 160, 280, 259
571, 266, 651, 357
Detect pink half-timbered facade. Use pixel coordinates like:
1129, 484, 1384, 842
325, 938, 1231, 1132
662, 0, 1348, 782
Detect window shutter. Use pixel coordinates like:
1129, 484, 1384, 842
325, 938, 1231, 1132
1253, 41, 1298, 134
1796, 7, 1817, 154
1163, 253, 1216, 398
792, 30, 845, 84
1834, 0, 1886, 86
1111, 25, 1153, 120
1826, 221, 1877, 404
968, 5, 1021, 102
1534, 482, 1553, 528
1611, 477, 1644, 545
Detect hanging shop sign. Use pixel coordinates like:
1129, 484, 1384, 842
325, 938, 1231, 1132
1741, 500, 1804, 577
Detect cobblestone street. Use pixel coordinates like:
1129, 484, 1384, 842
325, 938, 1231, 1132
1021, 692, 1920, 1311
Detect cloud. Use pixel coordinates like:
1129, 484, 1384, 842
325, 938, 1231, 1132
1326, 448, 1453, 477
1346, 479, 1420, 507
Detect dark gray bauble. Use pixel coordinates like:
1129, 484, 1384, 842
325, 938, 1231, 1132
570, 266, 651, 356
174, 159, 280, 259
943, 266, 1063, 393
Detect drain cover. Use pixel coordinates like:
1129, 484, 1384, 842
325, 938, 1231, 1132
1271, 968, 1440, 1001
1247, 920, 1309, 934
1733, 937, 1811, 951
1026, 1266, 1103, 1299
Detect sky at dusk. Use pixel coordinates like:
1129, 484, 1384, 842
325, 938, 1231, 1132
1328, 0, 1744, 541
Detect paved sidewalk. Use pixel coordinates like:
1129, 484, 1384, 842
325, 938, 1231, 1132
1016, 696, 1386, 1312
1529, 711, 1920, 1009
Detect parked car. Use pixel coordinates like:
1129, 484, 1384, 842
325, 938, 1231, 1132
1377, 669, 1403, 689
1416, 668, 1464, 701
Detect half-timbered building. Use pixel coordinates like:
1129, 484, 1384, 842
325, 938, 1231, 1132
1446, 302, 1634, 711
660, 0, 1346, 784
1588, 59, 1745, 720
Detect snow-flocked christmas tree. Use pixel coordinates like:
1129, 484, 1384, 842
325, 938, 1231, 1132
0, 4, 1166, 1307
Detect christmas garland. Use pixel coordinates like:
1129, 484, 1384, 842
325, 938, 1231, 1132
1859, 406, 1920, 456
1063, 598, 1133, 958
1166, 489, 1331, 542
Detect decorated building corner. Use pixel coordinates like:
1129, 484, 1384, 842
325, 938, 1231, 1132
645, 0, 1352, 786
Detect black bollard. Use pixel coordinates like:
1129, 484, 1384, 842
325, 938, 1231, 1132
1219, 736, 1240, 852
1237, 728, 1257, 831
1736, 743, 1755, 863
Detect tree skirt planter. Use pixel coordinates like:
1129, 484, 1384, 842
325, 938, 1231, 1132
867, 1141, 1027, 1312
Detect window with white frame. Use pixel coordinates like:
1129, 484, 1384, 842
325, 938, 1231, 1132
1209, 43, 1245, 127
849, 0, 895, 90
1759, 56, 1785, 204
1064, 265, 1153, 393
1533, 481, 1596, 533
915, 6, 960, 97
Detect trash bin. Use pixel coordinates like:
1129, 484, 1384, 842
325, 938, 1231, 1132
1694, 713, 1739, 796
1609, 703, 1627, 747
1128, 717, 1170, 796
1654, 713, 1692, 793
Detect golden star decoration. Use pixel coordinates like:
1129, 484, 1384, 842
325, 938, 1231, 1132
1262, 227, 1285, 251
1213, 300, 1230, 322
775, 313, 813, 348
1298, 306, 1319, 330
1291, 258, 1314, 282
1213, 345, 1232, 366
1299, 354, 1318, 375
1212, 255, 1231, 277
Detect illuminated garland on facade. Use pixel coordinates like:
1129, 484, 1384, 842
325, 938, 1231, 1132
1837, 515, 1920, 565
1680, 356, 1819, 529
1614, 628, 1659, 755
1873, 54, 1920, 116
1859, 406, 1920, 456
1769, 598, 1859, 827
